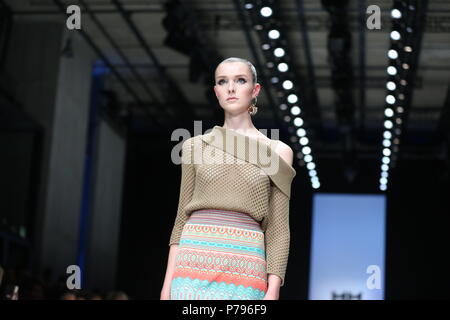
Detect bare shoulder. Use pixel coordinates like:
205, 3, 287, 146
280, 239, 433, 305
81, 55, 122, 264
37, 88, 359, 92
273, 140, 294, 166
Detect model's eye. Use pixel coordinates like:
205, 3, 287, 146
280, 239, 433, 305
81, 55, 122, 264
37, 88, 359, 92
217, 79, 225, 85
238, 78, 246, 83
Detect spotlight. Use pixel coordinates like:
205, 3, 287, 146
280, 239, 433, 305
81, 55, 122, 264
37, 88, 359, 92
387, 66, 397, 75
386, 95, 396, 104
302, 146, 311, 155
386, 81, 397, 90
402, 63, 410, 70
383, 139, 392, 147
400, 79, 407, 86
245, 3, 253, 9
296, 128, 306, 137
404, 46, 413, 52
381, 171, 389, 178
312, 181, 320, 189
383, 148, 391, 156
385, 108, 394, 117
307, 162, 316, 170
283, 80, 293, 90
380, 184, 387, 191
268, 29, 280, 39
287, 94, 298, 103
383, 131, 392, 139
304, 154, 313, 162
311, 176, 319, 183
381, 164, 389, 171
391, 8, 402, 19
291, 106, 301, 115
271, 77, 279, 83
278, 63, 288, 72
384, 120, 393, 129
293, 117, 304, 127
299, 137, 309, 145
388, 49, 398, 59
260, 7, 273, 17
262, 43, 270, 50
380, 177, 388, 185
396, 118, 402, 125
274, 47, 285, 57
309, 170, 317, 177
390, 31, 401, 41
382, 156, 390, 164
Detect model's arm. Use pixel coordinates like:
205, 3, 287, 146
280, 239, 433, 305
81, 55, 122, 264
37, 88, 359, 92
263, 142, 294, 300
160, 244, 179, 299
161, 138, 196, 299
263, 184, 290, 300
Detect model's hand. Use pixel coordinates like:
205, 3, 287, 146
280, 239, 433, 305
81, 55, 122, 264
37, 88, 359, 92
160, 288, 171, 300
263, 274, 281, 300
262, 291, 279, 300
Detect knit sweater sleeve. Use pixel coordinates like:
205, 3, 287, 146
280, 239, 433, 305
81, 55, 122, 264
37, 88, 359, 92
169, 138, 195, 247
264, 182, 291, 287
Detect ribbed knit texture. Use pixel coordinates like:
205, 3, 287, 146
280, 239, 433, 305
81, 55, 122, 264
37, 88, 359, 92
169, 126, 296, 286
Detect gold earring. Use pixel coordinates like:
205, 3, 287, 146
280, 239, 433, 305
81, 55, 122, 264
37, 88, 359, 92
248, 97, 258, 116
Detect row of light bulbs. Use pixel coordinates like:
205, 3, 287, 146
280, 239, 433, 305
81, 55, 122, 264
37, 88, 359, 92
245, 1, 320, 189
379, 2, 416, 191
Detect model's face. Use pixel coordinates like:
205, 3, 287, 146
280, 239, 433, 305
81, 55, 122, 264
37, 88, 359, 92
214, 62, 260, 114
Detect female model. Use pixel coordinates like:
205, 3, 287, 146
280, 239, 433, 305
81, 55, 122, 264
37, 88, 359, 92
160, 57, 296, 300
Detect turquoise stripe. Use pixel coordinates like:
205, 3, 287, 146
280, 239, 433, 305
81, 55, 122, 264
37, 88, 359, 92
179, 238, 265, 257
171, 276, 266, 300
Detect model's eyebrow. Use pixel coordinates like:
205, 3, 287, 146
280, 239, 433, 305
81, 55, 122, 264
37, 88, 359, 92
216, 74, 249, 79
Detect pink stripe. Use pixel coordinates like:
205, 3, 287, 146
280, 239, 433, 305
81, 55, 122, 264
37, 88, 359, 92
191, 209, 259, 225
189, 214, 261, 230
190, 215, 257, 226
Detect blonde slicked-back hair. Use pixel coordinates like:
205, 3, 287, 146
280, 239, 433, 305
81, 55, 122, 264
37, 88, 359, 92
215, 57, 257, 84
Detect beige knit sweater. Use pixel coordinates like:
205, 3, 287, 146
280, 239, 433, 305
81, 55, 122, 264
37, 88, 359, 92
169, 125, 296, 286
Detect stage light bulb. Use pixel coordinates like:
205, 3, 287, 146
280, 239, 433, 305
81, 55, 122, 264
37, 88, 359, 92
388, 49, 398, 59
274, 48, 285, 57
387, 66, 397, 75
268, 29, 280, 39
288, 94, 298, 103
278, 63, 288, 72
391, 9, 402, 19
390, 30, 401, 41
283, 80, 293, 90
260, 7, 272, 17
296, 128, 306, 137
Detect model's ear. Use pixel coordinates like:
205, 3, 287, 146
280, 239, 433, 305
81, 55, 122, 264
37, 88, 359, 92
253, 83, 261, 97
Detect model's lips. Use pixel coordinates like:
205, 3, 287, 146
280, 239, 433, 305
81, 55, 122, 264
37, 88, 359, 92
227, 97, 238, 101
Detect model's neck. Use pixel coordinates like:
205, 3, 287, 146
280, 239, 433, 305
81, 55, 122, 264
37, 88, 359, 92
221, 119, 258, 134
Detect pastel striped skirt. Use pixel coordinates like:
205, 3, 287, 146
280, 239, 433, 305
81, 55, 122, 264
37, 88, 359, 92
170, 209, 268, 300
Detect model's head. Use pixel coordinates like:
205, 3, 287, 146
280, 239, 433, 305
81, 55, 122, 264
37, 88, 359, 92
213, 57, 261, 116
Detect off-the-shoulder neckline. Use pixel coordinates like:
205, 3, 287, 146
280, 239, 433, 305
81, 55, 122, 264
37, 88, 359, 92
212, 125, 296, 173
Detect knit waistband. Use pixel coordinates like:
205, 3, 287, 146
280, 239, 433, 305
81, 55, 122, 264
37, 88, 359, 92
188, 209, 262, 232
